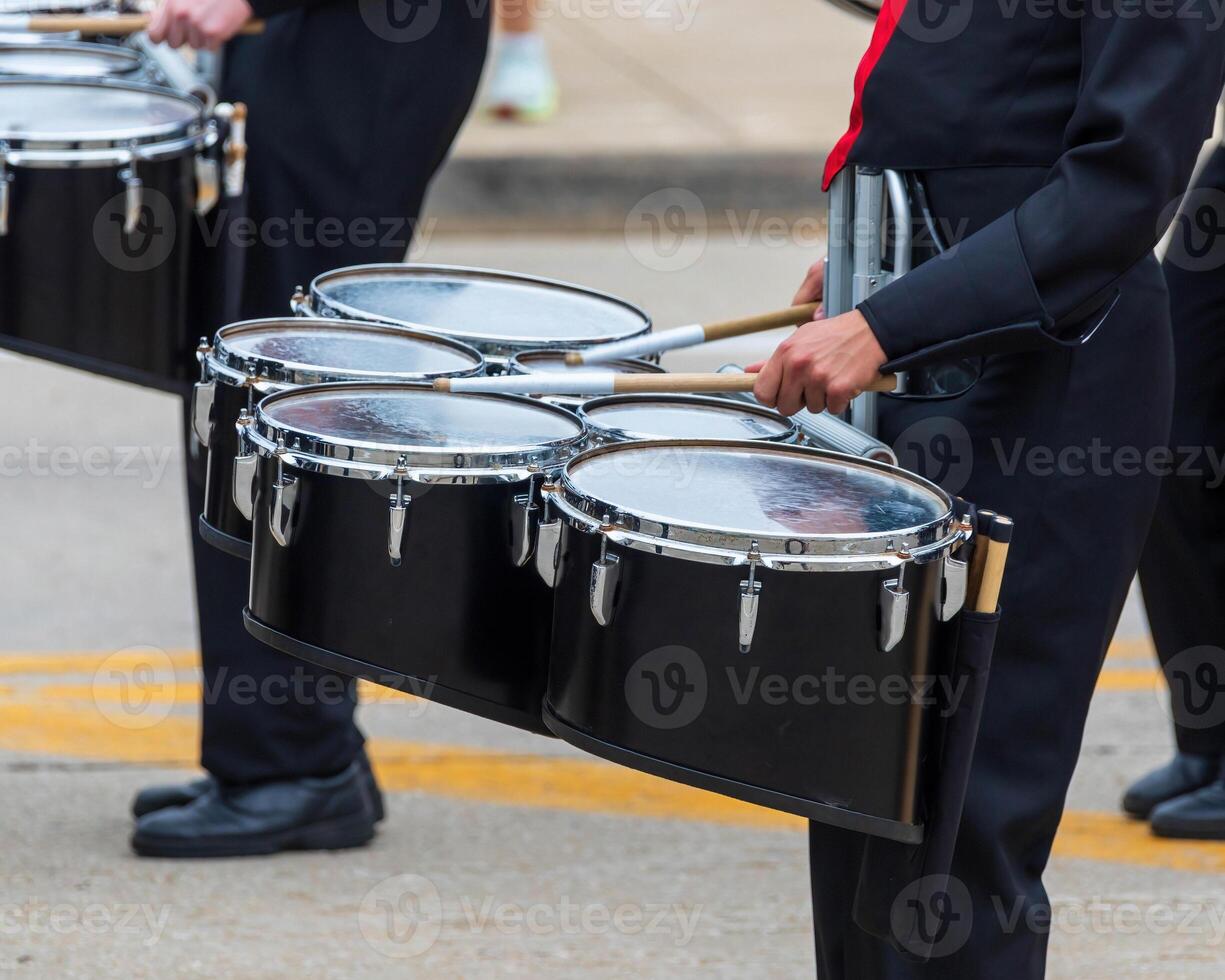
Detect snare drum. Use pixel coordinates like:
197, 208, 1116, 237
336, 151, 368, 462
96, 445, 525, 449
0, 41, 142, 78
0, 78, 220, 389
241, 384, 587, 734
294, 264, 652, 368
508, 349, 664, 410
193, 319, 485, 558
579, 394, 798, 445
540, 440, 970, 842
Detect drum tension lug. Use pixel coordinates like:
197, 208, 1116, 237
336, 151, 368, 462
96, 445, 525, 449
191, 340, 216, 447
589, 521, 622, 627
269, 436, 299, 548
232, 410, 257, 521
738, 543, 764, 654
535, 482, 563, 588
938, 550, 969, 622
387, 461, 411, 567
878, 551, 910, 654
0, 144, 11, 238
119, 152, 143, 237
510, 471, 543, 568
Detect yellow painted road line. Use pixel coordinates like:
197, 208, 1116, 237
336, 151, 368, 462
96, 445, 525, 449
1095, 668, 1161, 693
1106, 638, 1156, 663
30, 679, 419, 706
1, 699, 1224, 872
0, 650, 198, 676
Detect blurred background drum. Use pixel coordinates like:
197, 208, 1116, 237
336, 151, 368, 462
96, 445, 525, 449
194, 319, 486, 558
0, 40, 141, 76
241, 384, 587, 735
578, 394, 798, 445
0, 77, 225, 389
293, 264, 652, 371
540, 440, 969, 841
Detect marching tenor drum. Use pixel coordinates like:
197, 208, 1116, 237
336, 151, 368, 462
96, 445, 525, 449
293, 264, 652, 369
579, 394, 798, 445
0, 78, 223, 389
242, 384, 587, 734
508, 349, 663, 409
193, 319, 485, 558
539, 440, 971, 842
0, 41, 142, 77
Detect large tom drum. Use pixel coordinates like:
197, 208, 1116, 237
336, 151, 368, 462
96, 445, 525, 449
295, 265, 652, 368
540, 440, 971, 842
242, 384, 587, 734
194, 319, 485, 558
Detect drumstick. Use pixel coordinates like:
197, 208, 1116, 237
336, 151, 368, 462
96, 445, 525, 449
432, 372, 898, 397
973, 516, 1013, 613
564, 303, 821, 366
966, 509, 996, 602
0, 14, 265, 36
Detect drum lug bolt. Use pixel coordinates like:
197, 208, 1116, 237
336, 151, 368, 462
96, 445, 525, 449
878, 552, 911, 653
937, 550, 969, 622
0, 146, 12, 238
192, 374, 216, 448
510, 471, 543, 568
738, 543, 764, 654
269, 437, 299, 548
232, 411, 257, 521
119, 156, 143, 237
535, 483, 563, 588
388, 463, 411, 567
589, 525, 622, 627
290, 286, 309, 317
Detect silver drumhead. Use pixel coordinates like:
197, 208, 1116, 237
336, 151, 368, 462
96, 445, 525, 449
251, 383, 586, 477
306, 265, 652, 356
208, 319, 484, 388
580, 394, 797, 444
552, 440, 956, 567
0, 42, 142, 77
509, 349, 664, 377
0, 78, 201, 146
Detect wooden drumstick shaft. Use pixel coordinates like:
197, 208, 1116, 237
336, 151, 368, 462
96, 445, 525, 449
974, 516, 1013, 614
8, 14, 265, 35
433, 372, 898, 396
966, 509, 996, 602
566, 302, 821, 366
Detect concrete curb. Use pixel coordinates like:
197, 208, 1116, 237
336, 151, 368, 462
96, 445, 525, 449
426, 151, 832, 233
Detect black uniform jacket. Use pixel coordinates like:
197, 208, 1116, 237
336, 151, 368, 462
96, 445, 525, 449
826, 0, 1225, 370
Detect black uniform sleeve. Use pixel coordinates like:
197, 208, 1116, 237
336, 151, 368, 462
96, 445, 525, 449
246, 0, 331, 18
860, 4, 1225, 366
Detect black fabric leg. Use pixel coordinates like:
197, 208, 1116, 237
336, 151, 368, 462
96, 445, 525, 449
1138, 145, 1225, 759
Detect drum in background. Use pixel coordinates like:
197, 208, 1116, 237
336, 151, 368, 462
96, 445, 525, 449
0, 78, 222, 390
194, 319, 485, 558
0, 41, 142, 78
241, 383, 587, 735
539, 440, 970, 842
579, 394, 798, 445
508, 348, 664, 410
294, 264, 652, 369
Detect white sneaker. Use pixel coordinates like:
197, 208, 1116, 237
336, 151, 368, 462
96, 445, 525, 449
483, 32, 559, 123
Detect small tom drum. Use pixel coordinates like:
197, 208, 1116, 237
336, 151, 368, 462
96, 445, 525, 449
508, 348, 664, 410
579, 394, 799, 445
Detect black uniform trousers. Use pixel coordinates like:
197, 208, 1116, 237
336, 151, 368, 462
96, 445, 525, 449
181, 0, 488, 784
809, 167, 1174, 978
1137, 144, 1225, 760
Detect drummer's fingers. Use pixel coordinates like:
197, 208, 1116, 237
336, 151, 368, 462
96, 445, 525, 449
824, 379, 856, 417
792, 260, 825, 306
187, 22, 208, 50
164, 7, 189, 48
745, 360, 765, 374
776, 359, 814, 418
147, 1, 170, 43
752, 355, 783, 409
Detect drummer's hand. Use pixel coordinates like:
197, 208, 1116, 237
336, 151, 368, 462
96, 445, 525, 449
148, 0, 253, 50
793, 258, 825, 309
747, 310, 886, 418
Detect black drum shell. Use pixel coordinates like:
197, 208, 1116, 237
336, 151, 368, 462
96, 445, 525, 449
245, 459, 556, 735
199, 379, 256, 558
0, 156, 196, 390
544, 525, 945, 842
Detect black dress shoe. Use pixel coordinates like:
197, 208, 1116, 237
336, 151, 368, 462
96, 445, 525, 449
1151, 780, 1225, 839
1121, 753, 1219, 819
131, 761, 377, 858
130, 749, 386, 822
